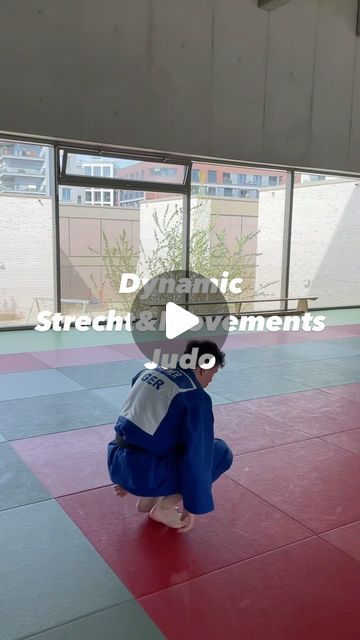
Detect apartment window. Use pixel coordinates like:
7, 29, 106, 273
192, 169, 200, 182
224, 187, 233, 197
93, 167, 101, 177
103, 192, 111, 203
222, 172, 231, 184
208, 170, 217, 183
61, 188, 71, 202
94, 191, 101, 202
245, 174, 262, 186
84, 166, 91, 176
103, 166, 111, 177
149, 167, 177, 177
77, 195, 82, 204
85, 191, 92, 203
269, 176, 278, 186
208, 186, 216, 196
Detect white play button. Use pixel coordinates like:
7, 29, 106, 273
165, 302, 200, 339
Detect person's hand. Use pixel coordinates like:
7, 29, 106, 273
177, 509, 195, 533
114, 484, 128, 498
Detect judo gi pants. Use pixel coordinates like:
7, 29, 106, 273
107, 437, 233, 499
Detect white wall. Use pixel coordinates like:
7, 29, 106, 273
1, 0, 360, 173
255, 187, 286, 306
256, 180, 360, 307
0, 196, 55, 323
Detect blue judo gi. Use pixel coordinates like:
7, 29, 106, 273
107, 363, 233, 515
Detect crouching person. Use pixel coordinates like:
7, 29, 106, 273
107, 339, 233, 533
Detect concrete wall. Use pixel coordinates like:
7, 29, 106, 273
1, 0, 360, 174
256, 180, 360, 307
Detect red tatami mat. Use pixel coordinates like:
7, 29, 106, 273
241, 389, 360, 436
321, 520, 360, 563
139, 537, 360, 640
12, 424, 114, 496
213, 402, 311, 454
227, 438, 360, 533
323, 428, 360, 455
58, 475, 310, 598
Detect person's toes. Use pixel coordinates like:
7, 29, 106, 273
149, 502, 183, 529
114, 485, 128, 497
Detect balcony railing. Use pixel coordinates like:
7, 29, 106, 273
0, 167, 46, 177
0, 185, 47, 194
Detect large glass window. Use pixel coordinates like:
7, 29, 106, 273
63, 152, 187, 185
190, 163, 288, 313
59, 186, 186, 320
1, 140, 359, 330
0, 139, 56, 327
288, 173, 360, 308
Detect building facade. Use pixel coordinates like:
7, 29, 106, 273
0, 142, 50, 196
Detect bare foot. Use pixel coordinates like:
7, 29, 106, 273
114, 485, 128, 498
149, 499, 183, 529
136, 497, 162, 513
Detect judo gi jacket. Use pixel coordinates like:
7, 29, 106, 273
107, 363, 216, 514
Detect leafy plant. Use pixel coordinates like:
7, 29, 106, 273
90, 200, 278, 313
89, 229, 139, 313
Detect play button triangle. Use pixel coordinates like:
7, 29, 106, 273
165, 302, 200, 339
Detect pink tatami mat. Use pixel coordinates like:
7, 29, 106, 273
323, 382, 360, 403
0, 352, 50, 373
32, 345, 132, 368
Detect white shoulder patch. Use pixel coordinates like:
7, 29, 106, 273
120, 369, 196, 435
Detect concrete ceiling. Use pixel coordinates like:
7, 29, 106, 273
258, 0, 291, 10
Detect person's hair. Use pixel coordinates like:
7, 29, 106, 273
183, 340, 226, 368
